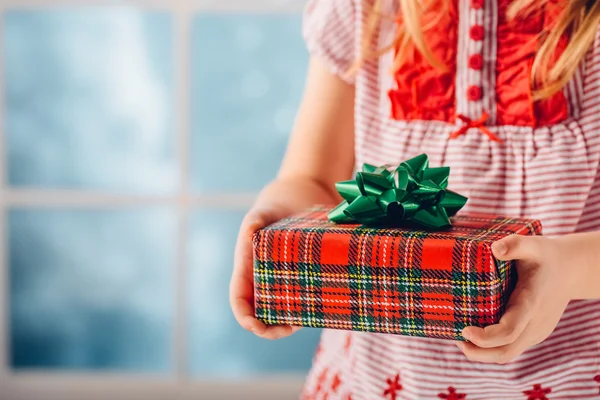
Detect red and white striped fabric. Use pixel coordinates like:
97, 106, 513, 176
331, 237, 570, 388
300, 0, 600, 399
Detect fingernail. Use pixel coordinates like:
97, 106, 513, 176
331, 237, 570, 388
461, 328, 471, 341
493, 241, 507, 256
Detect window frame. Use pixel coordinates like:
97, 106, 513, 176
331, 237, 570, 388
0, 0, 308, 398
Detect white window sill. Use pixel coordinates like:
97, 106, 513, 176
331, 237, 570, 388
0, 374, 305, 400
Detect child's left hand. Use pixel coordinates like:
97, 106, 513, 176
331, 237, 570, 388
456, 234, 579, 364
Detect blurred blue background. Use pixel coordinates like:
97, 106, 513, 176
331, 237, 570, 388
2, 5, 320, 380
5, 10, 177, 193
9, 208, 175, 371
192, 14, 307, 192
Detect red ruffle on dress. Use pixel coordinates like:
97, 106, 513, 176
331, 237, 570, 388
387, 0, 570, 127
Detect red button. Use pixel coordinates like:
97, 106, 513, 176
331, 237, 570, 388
471, 0, 484, 9
467, 85, 482, 101
468, 54, 483, 70
470, 25, 484, 41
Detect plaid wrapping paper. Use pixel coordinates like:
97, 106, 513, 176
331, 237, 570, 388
253, 208, 542, 341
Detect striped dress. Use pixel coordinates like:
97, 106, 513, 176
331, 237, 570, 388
300, 0, 600, 399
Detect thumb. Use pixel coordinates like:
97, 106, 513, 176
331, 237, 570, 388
492, 234, 541, 261
242, 208, 281, 235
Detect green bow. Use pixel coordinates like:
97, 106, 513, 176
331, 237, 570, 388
328, 154, 468, 230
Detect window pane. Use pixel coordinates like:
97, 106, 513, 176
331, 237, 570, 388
191, 15, 307, 192
3, 9, 176, 193
189, 210, 320, 377
9, 209, 175, 371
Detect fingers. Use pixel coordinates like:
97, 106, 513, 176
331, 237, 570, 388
492, 235, 542, 262
230, 208, 280, 318
459, 302, 533, 364
462, 283, 538, 348
230, 208, 299, 340
456, 236, 564, 364
230, 290, 263, 331
230, 293, 301, 339
232, 208, 281, 278
458, 241, 547, 363
242, 207, 286, 235
258, 325, 302, 340
457, 333, 528, 364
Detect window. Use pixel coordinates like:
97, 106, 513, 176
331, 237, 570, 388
0, 1, 319, 398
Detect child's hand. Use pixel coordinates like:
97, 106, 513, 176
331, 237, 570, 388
456, 234, 578, 364
229, 177, 338, 340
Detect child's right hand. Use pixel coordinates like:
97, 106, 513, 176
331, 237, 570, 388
230, 56, 356, 340
230, 176, 338, 340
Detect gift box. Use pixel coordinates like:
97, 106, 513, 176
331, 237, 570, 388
253, 155, 542, 341
253, 209, 542, 340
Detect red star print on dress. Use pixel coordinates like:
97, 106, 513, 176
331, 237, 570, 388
383, 374, 403, 400
524, 384, 552, 400
313, 369, 328, 396
344, 334, 352, 353
439, 386, 467, 399
594, 375, 600, 394
331, 374, 342, 393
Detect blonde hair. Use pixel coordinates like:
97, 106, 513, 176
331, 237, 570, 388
356, 0, 600, 100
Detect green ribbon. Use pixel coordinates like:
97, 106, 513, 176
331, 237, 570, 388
328, 154, 468, 230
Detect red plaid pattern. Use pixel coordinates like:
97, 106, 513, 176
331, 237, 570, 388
253, 208, 542, 340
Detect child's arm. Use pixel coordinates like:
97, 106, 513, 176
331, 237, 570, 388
456, 232, 600, 364
557, 231, 600, 299
230, 56, 356, 340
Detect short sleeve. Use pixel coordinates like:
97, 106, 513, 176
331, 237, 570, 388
303, 0, 357, 84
